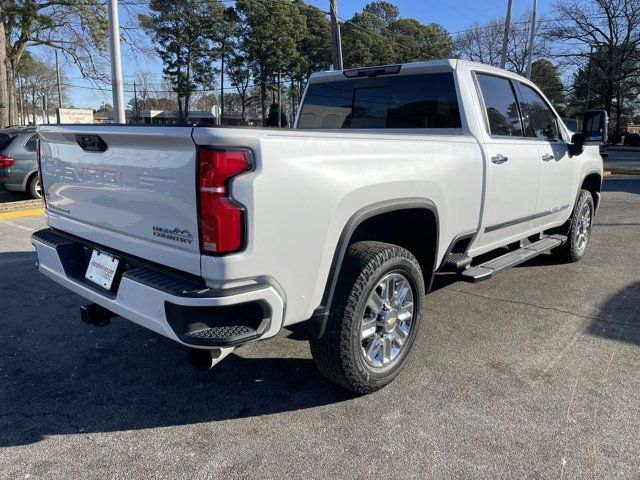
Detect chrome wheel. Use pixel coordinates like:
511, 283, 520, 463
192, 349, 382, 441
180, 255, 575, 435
575, 203, 591, 253
360, 272, 414, 369
30, 176, 42, 199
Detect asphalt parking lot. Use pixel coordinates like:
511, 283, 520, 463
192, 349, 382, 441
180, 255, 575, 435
1, 175, 639, 479
605, 147, 640, 172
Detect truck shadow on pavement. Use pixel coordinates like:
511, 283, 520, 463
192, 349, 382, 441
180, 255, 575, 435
588, 281, 640, 346
0, 252, 355, 447
3, 251, 638, 448
0, 191, 31, 204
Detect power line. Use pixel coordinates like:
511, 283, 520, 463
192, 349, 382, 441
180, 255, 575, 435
60, 82, 239, 94
53, 0, 621, 108
246, 0, 601, 59
251, 0, 611, 53
120, 0, 608, 72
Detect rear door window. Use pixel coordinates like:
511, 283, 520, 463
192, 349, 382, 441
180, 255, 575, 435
298, 72, 461, 129
24, 134, 38, 152
476, 74, 523, 137
517, 83, 560, 141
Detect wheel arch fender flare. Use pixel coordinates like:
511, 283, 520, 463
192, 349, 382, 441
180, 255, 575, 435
298, 198, 440, 340
579, 169, 603, 212
548, 169, 602, 238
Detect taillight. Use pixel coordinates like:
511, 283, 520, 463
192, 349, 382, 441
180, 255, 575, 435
0, 154, 14, 168
198, 149, 252, 254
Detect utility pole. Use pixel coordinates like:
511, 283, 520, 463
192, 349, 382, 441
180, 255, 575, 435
329, 0, 344, 70
133, 82, 139, 124
584, 46, 593, 112
54, 50, 63, 112
526, 0, 537, 79
500, 0, 513, 69
290, 77, 296, 125
277, 70, 282, 128
32, 86, 36, 125
42, 95, 49, 124
108, 0, 126, 123
17, 73, 24, 125
220, 39, 225, 126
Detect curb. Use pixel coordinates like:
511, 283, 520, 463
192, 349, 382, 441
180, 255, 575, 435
0, 207, 45, 219
607, 147, 640, 152
604, 169, 640, 176
0, 199, 43, 213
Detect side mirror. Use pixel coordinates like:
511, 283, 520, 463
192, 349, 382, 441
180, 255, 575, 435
568, 132, 585, 156
582, 110, 609, 143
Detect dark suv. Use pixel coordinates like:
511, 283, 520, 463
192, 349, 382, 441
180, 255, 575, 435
0, 127, 40, 198
624, 133, 640, 147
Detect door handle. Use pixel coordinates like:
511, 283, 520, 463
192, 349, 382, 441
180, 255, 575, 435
542, 153, 555, 161
491, 154, 508, 164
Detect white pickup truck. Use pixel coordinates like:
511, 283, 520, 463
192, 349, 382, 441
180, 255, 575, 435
33, 60, 605, 393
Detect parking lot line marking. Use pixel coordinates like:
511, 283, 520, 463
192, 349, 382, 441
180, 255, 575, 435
3, 220, 37, 233
0, 208, 45, 219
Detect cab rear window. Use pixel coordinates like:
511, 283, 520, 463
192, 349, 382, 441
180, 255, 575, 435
298, 72, 461, 130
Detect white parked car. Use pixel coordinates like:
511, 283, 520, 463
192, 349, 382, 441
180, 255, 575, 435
32, 60, 604, 393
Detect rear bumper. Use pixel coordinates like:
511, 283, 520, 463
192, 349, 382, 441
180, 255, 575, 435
31, 228, 284, 347
0, 167, 10, 183
3, 183, 26, 192
2, 167, 32, 191
3, 184, 26, 192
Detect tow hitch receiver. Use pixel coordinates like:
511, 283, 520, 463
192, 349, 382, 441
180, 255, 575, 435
80, 303, 116, 327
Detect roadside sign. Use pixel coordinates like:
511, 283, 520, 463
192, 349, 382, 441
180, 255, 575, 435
57, 108, 94, 124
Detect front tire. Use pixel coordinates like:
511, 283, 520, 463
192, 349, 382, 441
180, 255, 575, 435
310, 241, 425, 394
552, 189, 594, 262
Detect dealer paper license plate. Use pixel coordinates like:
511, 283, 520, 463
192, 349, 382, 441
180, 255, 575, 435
85, 250, 120, 289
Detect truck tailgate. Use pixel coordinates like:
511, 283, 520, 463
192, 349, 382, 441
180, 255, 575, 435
38, 125, 202, 275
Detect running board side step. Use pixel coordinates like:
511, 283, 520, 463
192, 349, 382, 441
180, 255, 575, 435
442, 252, 472, 271
461, 235, 567, 283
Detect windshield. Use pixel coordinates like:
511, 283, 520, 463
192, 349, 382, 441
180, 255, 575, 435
298, 72, 461, 130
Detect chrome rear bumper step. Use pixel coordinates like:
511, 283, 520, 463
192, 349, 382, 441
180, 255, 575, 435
461, 235, 567, 283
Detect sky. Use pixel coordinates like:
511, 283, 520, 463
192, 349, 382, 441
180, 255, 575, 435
46, 0, 557, 110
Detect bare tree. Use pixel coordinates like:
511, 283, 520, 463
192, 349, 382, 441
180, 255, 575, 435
17, 53, 67, 124
0, 10, 8, 127
454, 20, 504, 68
132, 71, 155, 109
455, 13, 550, 75
1, 1, 115, 126
226, 52, 256, 124
551, 0, 640, 132
127, 75, 179, 112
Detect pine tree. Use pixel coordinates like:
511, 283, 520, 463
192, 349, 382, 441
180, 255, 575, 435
235, 0, 306, 125
140, 0, 225, 122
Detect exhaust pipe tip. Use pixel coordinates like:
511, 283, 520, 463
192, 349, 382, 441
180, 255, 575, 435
188, 347, 235, 371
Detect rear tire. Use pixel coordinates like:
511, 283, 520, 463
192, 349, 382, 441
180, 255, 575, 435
310, 241, 425, 394
28, 174, 42, 199
551, 189, 594, 262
